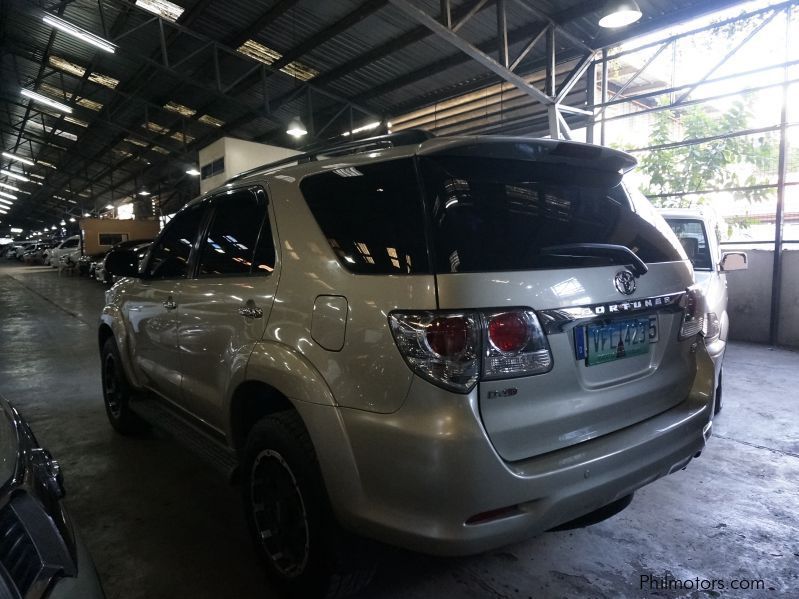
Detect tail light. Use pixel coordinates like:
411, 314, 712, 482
679, 286, 705, 340
389, 308, 551, 393
702, 312, 720, 343
483, 310, 552, 380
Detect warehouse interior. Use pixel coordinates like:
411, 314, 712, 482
1, 0, 797, 598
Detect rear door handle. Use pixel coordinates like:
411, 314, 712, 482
238, 306, 263, 319
163, 298, 177, 310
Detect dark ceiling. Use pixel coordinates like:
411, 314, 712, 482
0, 0, 744, 232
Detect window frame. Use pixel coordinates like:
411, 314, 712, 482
193, 185, 276, 280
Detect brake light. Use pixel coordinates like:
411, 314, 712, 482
488, 312, 529, 352
679, 286, 705, 340
426, 316, 470, 356
389, 308, 552, 393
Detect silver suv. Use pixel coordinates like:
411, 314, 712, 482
99, 133, 715, 597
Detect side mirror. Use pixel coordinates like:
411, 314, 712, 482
105, 249, 140, 278
720, 251, 747, 272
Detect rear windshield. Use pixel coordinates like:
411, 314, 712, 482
420, 156, 684, 273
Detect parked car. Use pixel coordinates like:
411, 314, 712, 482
660, 208, 747, 413
100, 134, 715, 598
7, 241, 36, 260
94, 239, 152, 285
0, 394, 105, 598
78, 252, 106, 278
22, 243, 53, 265
47, 236, 81, 268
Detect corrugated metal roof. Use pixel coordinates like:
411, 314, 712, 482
0, 0, 749, 228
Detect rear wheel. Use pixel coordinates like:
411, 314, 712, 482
101, 337, 147, 435
243, 411, 374, 598
714, 369, 724, 415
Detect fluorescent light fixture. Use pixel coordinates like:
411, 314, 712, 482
105, 204, 114, 210
138, 191, 151, 196
1, 169, 29, 182
2, 152, 34, 166
0, 198, 13, 206
0, 182, 20, 192
186, 168, 200, 176
42, 14, 115, 53
0, 191, 17, 200
598, 0, 643, 28
21, 89, 73, 114
287, 117, 307, 138
10, 227, 22, 233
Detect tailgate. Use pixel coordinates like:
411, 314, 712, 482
437, 263, 696, 462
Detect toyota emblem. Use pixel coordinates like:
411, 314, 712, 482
614, 270, 636, 295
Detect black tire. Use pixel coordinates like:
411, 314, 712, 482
100, 337, 147, 435
714, 369, 723, 415
243, 411, 374, 599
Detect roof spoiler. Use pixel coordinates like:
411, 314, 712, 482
225, 129, 435, 184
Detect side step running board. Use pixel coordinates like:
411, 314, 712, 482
130, 398, 238, 482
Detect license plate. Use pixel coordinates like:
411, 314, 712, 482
575, 315, 658, 366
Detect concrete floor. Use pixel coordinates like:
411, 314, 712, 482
1, 262, 797, 598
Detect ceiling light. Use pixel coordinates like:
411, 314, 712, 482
0, 191, 17, 200
10, 227, 22, 233
60, 219, 66, 226
186, 168, 200, 176
21, 89, 73, 113
84, 212, 91, 217
287, 117, 308, 138
69, 217, 76, 222
42, 14, 116, 53
0, 198, 13, 206
105, 204, 114, 210
598, 0, 643, 28
1, 169, 29, 182
51, 225, 57, 230
0, 182, 20, 192
2, 152, 34, 166
138, 191, 151, 196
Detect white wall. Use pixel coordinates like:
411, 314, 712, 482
198, 137, 299, 194
725, 247, 799, 347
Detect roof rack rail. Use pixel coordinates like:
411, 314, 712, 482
225, 129, 435, 184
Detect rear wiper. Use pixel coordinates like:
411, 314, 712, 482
540, 243, 648, 276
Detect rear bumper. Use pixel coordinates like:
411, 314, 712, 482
313, 341, 715, 556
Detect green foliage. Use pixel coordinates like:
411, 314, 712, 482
638, 99, 778, 213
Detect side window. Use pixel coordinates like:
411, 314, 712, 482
63, 238, 79, 248
198, 190, 272, 276
145, 203, 206, 279
299, 159, 430, 274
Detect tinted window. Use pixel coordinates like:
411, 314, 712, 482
198, 191, 273, 276
62, 238, 79, 248
145, 203, 206, 278
420, 156, 683, 273
300, 159, 429, 274
665, 218, 712, 270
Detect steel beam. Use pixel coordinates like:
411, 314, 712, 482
388, 0, 554, 108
